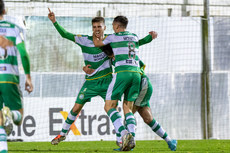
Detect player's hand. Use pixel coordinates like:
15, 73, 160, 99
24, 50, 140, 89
108, 53, 115, 60
149, 31, 158, 39
48, 8, 56, 23
93, 35, 104, 47
0, 36, 13, 49
25, 74, 33, 93
83, 65, 95, 74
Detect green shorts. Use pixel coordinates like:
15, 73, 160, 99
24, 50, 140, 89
75, 76, 112, 105
106, 72, 141, 101
134, 75, 153, 107
0, 83, 23, 110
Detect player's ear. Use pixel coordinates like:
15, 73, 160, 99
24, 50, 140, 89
3, 9, 6, 15
104, 26, 106, 31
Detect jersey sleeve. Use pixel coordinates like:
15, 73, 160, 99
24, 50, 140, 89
103, 34, 114, 45
138, 34, 152, 46
16, 42, 30, 74
74, 35, 92, 46
15, 26, 23, 45
53, 22, 75, 42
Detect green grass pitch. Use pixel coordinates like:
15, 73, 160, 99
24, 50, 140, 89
8, 140, 230, 153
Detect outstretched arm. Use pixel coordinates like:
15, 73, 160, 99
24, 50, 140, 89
48, 8, 75, 42
139, 31, 158, 46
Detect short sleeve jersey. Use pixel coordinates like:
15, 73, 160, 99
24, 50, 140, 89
103, 31, 141, 73
0, 20, 23, 84
74, 34, 112, 80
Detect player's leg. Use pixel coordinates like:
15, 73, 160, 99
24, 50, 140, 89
105, 73, 131, 151
51, 80, 99, 145
0, 86, 8, 153
121, 72, 141, 150
2, 83, 23, 135
136, 76, 177, 151
51, 103, 84, 145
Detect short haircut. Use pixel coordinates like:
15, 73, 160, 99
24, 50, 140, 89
92, 17, 105, 24
113, 16, 128, 28
0, 0, 4, 16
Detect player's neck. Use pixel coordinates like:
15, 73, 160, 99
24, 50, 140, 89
0, 16, 3, 20
116, 29, 126, 33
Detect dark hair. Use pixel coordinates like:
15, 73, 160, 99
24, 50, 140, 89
113, 16, 128, 28
92, 17, 105, 24
0, 0, 4, 15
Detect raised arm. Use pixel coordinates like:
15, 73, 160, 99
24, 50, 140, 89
48, 8, 75, 42
139, 31, 157, 46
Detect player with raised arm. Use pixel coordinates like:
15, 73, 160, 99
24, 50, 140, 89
85, 32, 177, 151
48, 10, 155, 148
93, 15, 144, 151
48, 8, 114, 145
0, 0, 33, 152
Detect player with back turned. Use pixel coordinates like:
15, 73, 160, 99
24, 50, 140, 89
93, 15, 143, 151
0, 0, 33, 152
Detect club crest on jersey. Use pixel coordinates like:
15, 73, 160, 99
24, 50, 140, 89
79, 93, 84, 100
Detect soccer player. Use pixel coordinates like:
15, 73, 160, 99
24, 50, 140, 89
117, 59, 177, 151
0, 0, 33, 152
85, 39, 177, 152
48, 8, 113, 145
93, 15, 143, 151
48, 9, 154, 148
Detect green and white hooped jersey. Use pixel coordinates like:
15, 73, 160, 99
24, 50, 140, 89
103, 31, 141, 73
74, 35, 112, 80
0, 20, 23, 84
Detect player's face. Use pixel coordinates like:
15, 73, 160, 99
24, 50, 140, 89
92, 22, 106, 38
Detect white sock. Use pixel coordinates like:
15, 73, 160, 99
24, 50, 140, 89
0, 126, 8, 152
11, 110, 22, 125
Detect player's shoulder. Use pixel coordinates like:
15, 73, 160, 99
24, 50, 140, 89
0, 20, 17, 28
0, 20, 23, 34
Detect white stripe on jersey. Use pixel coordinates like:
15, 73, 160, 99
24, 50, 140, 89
115, 59, 139, 68
82, 52, 107, 63
86, 59, 111, 77
0, 64, 19, 75
0, 20, 23, 45
113, 47, 139, 55
74, 35, 94, 47
0, 47, 18, 56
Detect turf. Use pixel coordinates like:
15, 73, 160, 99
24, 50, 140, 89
8, 140, 230, 153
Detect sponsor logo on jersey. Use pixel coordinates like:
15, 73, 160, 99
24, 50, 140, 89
0, 28, 7, 33
93, 52, 106, 62
0, 23, 11, 27
123, 37, 135, 41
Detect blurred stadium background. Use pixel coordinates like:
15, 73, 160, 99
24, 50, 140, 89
3, 0, 230, 142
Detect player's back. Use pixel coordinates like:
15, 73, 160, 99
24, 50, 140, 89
0, 20, 22, 84
104, 31, 140, 73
